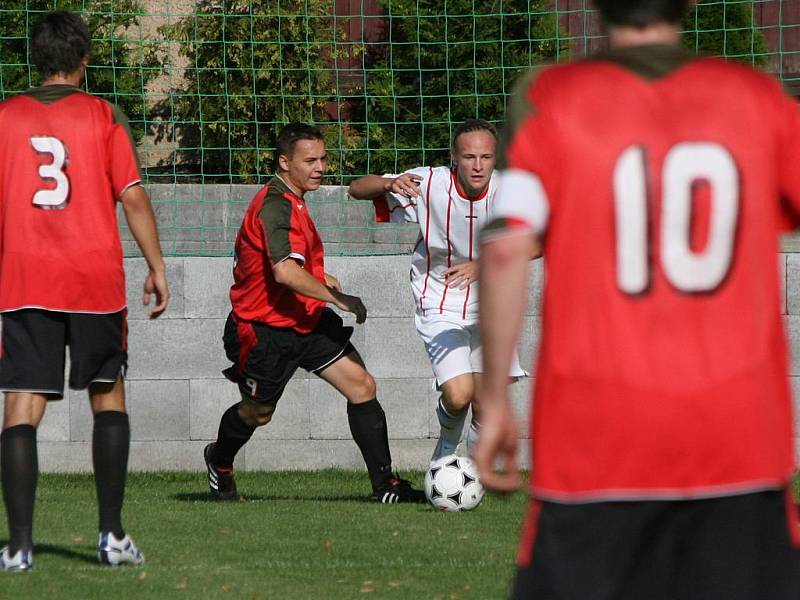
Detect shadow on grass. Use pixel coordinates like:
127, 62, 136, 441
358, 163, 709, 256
0, 541, 98, 565
171, 492, 373, 503
38, 543, 97, 564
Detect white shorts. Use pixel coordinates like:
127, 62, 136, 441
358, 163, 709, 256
415, 313, 527, 387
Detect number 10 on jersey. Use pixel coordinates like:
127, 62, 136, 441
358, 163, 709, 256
614, 142, 739, 295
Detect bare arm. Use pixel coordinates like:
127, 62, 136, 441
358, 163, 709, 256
348, 173, 422, 200
273, 259, 367, 323
531, 238, 543, 260
444, 239, 541, 290
121, 184, 169, 319
474, 232, 536, 492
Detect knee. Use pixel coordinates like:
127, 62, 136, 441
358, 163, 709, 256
442, 388, 472, 414
238, 403, 274, 428
4, 392, 48, 429
350, 372, 377, 403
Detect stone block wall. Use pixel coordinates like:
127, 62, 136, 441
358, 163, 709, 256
23, 255, 540, 472
8, 183, 799, 472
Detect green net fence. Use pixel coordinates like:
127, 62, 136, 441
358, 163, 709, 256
1, 0, 798, 256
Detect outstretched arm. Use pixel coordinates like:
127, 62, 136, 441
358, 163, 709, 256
121, 184, 169, 319
349, 173, 422, 200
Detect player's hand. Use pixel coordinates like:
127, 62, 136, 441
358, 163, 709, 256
324, 272, 342, 292
443, 261, 478, 289
143, 268, 169, 319
473, 399, 520, 493
333, 291, 367, 324
385, 173, 423, 199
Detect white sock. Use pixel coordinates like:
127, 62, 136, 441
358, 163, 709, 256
466, 419, 480, 458
432, 396, 467, 461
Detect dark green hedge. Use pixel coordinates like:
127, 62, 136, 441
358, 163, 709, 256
0, 1, 159, 143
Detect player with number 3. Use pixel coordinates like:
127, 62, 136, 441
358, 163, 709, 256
0, 11, 168, 571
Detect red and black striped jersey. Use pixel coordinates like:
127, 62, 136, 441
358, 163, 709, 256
0, 85, 140, 313
230, 176, 327, 332
493, 44, 800, 501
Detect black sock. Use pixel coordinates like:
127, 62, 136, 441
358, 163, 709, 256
212, 403, 255, 469
1, 425, 38, 554
93, 411, 129, 539
347, 399, 393, 489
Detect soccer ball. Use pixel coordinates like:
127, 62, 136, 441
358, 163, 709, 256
424, 454, 485, 511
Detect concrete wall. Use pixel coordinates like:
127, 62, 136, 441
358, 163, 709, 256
8, 183, 800, 472
19, 254, 541, 473
21, 252, 800, 473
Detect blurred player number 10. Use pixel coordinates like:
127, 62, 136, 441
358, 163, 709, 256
614, 142, 738, 295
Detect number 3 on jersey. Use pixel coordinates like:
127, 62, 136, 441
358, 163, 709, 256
30, 136, 70, 209
614, 142, 739, 295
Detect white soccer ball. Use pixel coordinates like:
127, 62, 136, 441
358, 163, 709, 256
424, 454, 485, 512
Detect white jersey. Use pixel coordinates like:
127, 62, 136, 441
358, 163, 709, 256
378, 166, 498, 320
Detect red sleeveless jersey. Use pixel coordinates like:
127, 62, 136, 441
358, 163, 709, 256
497, 46, 800, 501
229, 177, 327, 333
0, 85, 140, 313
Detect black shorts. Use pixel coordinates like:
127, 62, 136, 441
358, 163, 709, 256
222, 308, 355, 405
0, 309, 127, 400
513, 490, 800, 600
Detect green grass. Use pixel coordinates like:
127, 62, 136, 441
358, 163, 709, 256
4, 472, 798, 599
0, 471, 527, 599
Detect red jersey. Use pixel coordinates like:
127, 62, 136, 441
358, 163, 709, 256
0, 85, 140, 313
494, 45, 800, 501
229, 177, 327, 333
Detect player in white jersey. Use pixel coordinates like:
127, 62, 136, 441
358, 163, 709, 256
349, 120, 530, 460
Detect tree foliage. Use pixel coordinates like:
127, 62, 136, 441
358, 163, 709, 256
341, 0, 566, 178
161, 0, 565, 183
683, 0, 768, 66
0, 0, 159, 143
159, 0, 342, 182
158, 0, 769, 183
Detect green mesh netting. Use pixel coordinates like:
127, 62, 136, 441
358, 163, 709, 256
1, 1, 797, 256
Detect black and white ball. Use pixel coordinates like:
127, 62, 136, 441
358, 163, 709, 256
424, 454, 485, 511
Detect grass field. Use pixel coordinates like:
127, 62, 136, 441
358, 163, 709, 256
0, 470, 527, 599
2, 472, 798, 599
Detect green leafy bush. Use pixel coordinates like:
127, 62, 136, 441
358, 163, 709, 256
159, 0, 342, 182
683, 0, 768, 66
0, 0, 159, 143
161, 0, 565, 183
158, 1, 768, 183
340, 0, 566, 178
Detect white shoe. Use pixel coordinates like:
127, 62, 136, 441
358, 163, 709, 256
0, 546, 33, 571
97, 532, 144, 566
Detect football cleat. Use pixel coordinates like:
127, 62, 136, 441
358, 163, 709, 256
97, 532, 144, 566
204, 443, 239, 501
372, 475, 427, 504
0, 546, 32, 572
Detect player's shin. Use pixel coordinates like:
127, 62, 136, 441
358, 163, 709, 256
432, 396, 467, 461
466, 419, 481, 458
346, 398, 393, 488
1, 425, 38, 554
212, 403, 256, 468
93, 411, 130, 538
